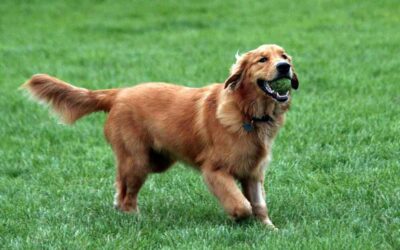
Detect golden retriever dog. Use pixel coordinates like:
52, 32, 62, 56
22, 44, 299, 229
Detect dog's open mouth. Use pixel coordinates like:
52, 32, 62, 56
257, 78, 291, 103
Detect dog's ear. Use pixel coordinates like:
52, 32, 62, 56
291, 72, 299, 90
224, 52, 247, 89
224, 70, 243, 89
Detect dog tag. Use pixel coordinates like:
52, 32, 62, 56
243, 122, 254, 132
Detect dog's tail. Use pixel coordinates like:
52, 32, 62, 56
22, 74, 119, 124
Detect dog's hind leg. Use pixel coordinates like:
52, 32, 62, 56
105, 107, 152, 213
113, 145, 150, 213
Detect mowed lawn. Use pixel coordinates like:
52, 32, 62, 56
1, 0, 399, 249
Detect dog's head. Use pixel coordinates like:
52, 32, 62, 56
224, 44, 299, 103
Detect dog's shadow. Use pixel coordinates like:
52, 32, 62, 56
106, 197, 294, 232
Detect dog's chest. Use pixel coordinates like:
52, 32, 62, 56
226, 134, 272, 177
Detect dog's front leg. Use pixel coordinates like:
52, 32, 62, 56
203, 168, 252, 220
242, 179, 277, 229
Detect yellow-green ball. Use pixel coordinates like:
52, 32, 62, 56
270, 79, 291, 94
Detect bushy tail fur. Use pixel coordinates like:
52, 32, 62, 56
22, 74, 119, 124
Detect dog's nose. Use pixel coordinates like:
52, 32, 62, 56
276, 62, 291, 74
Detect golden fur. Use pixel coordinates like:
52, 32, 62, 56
22, 44, 299, 228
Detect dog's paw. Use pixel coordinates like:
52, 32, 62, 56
262, 218, 278, 231
114, 203, 140, 214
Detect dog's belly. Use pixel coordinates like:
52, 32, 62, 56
152, 136, 205, 168
151, 130, 269, 176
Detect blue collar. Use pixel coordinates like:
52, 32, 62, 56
243, 115, 274, 132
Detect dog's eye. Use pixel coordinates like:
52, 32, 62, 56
282, 54, 288, 59
258, 57, 268, 63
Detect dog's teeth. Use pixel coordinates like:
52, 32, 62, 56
264, 82, 274, 94
277, 91, 289, 99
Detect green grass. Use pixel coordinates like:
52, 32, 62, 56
1, 0, 399, 249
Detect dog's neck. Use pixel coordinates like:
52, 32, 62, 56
216, 88, 290, 134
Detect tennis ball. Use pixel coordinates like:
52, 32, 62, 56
270, 79, 291, 94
